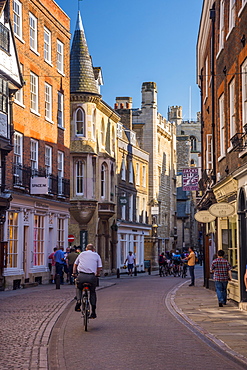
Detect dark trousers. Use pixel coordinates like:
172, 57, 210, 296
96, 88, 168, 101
189, 265, 195, 285
55, 262, 64, 284
76, 273, 97, 307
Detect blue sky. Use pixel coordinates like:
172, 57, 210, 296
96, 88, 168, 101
56, 0, 203, 121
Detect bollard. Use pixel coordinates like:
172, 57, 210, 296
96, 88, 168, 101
148, 266, 151, 275
117, 268, 120, 278
134, 266, 137, 276
55, 273, 60, 289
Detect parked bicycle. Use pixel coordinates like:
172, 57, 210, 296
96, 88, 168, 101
181, 261, 188, 278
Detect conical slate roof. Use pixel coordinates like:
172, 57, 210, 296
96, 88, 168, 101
70, 11, 99, 95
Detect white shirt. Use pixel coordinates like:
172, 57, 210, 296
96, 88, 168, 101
74, 250, 102, 274
126, 254, 135, 264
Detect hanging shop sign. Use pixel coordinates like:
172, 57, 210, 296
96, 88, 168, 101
182, 168, 199, 191
194, 210, 216, 223
30, 177, 48, 195
209, 203, 235, 218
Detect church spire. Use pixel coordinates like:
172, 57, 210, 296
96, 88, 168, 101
70, 11, 99, 95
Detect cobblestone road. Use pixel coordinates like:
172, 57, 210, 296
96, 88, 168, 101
50, 275, 245, 370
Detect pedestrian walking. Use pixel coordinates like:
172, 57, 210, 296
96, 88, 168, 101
184, 247, 195, 286
124, 251, 136, 276
48, 247, 57, 283
66, 247, 78, 284
211, 250, 232, 307
54, 246, 65, 284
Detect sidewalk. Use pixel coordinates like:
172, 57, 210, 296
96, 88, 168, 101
0, 279, 115, 370
170, 278, 247, 366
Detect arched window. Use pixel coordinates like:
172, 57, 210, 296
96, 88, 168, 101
101, 162, 107, 198
92, 109, 96, 139
76, 160, 84, 195
101, 119, 105, 146
75, 108, 85, 136
190, 136, 197, 151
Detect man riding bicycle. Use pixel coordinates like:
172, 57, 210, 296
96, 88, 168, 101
73, 244, 102, 319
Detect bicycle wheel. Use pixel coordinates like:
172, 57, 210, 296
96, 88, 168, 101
84, 298, 88, 331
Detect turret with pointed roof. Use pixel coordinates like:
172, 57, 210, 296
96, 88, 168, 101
70, 11, 100, 95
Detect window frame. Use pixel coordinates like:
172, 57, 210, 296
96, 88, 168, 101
13, 0, 22, 39
30, 139, 38, 173
219, 0, 225, 53
30, 72, 39, 114
242, 59, 247, 127
45, 82, 52, 122
76, 160, 84, 195
57, 39, 64, 74
58, 151, 64, 195
229, 78, 236, 140
29, 12, 38, 53
75, 108, 85, 136
7, 211, 19, 268
33, 214, 44, 266
101, 162, 107, 199
57, 91, 64, 128
44, 26, 51, 64
219, 94, 225, 158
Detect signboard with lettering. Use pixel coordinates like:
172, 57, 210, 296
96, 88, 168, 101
80, 230, 88, 251
30, 177, 48, 195
182, 168, 199, 191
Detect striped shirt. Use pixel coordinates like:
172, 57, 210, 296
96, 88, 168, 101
211, 257, 231, 282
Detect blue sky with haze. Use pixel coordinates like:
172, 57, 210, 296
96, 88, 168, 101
56, 0, 203, 121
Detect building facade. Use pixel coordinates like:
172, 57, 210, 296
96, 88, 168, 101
197, 0, 247, 303
3, 0, 70, 290
131, 82, 177, 265
114, 97, 151, 272
169, 106, 201, 250
69, 12, 118, 275
0, 0, 23, 290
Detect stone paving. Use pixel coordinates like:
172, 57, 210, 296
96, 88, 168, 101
0, 280, 115, 370
171, 278, 247, 366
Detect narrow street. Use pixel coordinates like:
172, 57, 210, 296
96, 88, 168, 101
49, 274, 244, 370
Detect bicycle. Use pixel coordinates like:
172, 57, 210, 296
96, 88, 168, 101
181, 262, 188, 278
159, 264, 165, 277
81, 283, 91, 331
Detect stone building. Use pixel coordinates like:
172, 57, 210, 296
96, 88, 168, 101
197, 0, 247, 303
69, 11, 118, 275
0, 0, 23, 290
168, 106, 201, 250
114, 97, 151, 272
3, 0, 70, 290
131, 82, 177, 265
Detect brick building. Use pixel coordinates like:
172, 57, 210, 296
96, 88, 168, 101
197, 0, 247, 303
0, 0, 23, 290
3, 0, 70, 290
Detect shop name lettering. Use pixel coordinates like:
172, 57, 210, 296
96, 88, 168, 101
32, 184, 47, 187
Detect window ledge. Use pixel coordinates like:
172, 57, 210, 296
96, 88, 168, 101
216, 47, 224, 60
30, 48, 40, 57
45, 60, 53, 67
239, 147, 247, 158
45, 117, 54, 124
238, 3, 247, 17
57, 70, 65, 77
227, 144, 234, 153
30, 109, 41, 117
218, 154, 226, 162
226, 27, 235, 41
14, 34, 25, 44
14, 100, 25, 109
58, 125, 65, 130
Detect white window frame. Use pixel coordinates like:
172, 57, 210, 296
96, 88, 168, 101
57, 218, 65, 248
229, 78, 236, 139
219, 0, 225, 53
101, 163, 107, 199
142, 198, 146, 223
15, 63, 23, 105
142, 165, 146, 187
33, 214, 44, 266
57, 91, 64, 128
121, 158, 126, 181
136, 163, 140, 186
45, 82, 52, 121
58, 151, 64, 195
75, 108, 85, 136
13, 0, 22, 39
129, 160, 133, 184
30, 72, 38, 113
92, 110, 96, 139
242, 59, 247, 127
136, 196, 140, 222
13, 132, 23, 184
205, 57, 208, 99
101, 120, 105, 147
31, 139, 38, 172
29, 12, 38, 52
7, 212, 19, 268
206, 134, 213, 171
121, 192, 126, 220
228, 0, 236, 35
76, 160, 84, 195
45, 145, 52, 175
129, 194, 133, 221
57, 39, 64, 74
44, 26, 51, 64
219, 94, 225, 158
